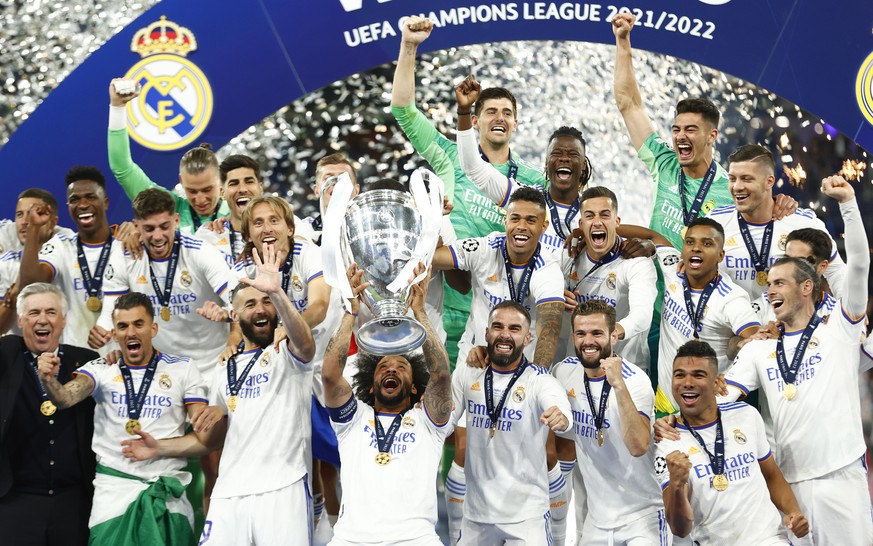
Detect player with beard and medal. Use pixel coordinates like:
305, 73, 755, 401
18, 167, 124, 354
551, 301, 667, 545
706, 145, 844, 303
37, 292, 208, 545
450, 300, 570, 544
120, 243, 317, 546
654, 218, 760, 415
318, 261, 451, 545
655, 340, 808, 544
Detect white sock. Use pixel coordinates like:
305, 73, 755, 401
549, 460, 573, 545
445, 461, 466, 545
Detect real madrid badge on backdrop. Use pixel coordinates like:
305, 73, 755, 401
123, 16, 213, 151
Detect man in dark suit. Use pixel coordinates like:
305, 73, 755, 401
0, 282, 98, 545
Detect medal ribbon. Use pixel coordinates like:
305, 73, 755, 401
189, 199, 222, 231
568, 239, 622, 292
119, 350, 160, 422
737, 213, 774, 275
374, 407, 409, 455
226, 220, 240, 262
678, 159, 717, 225
485, 357, 528, 431
479, 148, 518, 194
227, 341, 265, 397
583, 371, 612, 436
684, 410, 726, 478
681, 273, 720, 339
544, 191, 580, 240
279, 247, 294, 293
776, 313, 822, 385
148, 232, 182, 312
501, 241, 540, 304
24, 349, 62, 408
77, 233, 114, 301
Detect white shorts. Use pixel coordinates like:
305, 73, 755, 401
580, 509, 672, 546
789, 457, 873, 545
460, 513, 552, 546
329, 537, 443, 546
200, 478, 312, 546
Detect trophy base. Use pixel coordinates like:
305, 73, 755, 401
356, 316, 427, 355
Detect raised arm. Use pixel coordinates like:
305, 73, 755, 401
322, 263, 366, 409
822, 175, 869, 319
533, 301, 564, 369
38, 353, 93, 409
391, 17, 433, 108
107, 79, 160, 201
612, 13, 657, 151
409, 267, 452, 424
601, 356, 652, 456
18, 205, 56, 288
662, 450, 695, 537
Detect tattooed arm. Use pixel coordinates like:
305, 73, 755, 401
37, 352, 93, 409
409, 268, 452, 424
533, 301, 564, 370
323, 262, 369, 409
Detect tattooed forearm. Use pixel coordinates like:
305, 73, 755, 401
533, 302, 564, 370
415, 309, 453, 423
323, 312, 356, 407
43, 374, 90, 409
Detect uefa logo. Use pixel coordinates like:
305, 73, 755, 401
123, 16, 213, 151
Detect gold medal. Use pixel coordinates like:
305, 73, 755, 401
227, 395, 238, 412
489, 425, 497, 439
125, 418, 141, 435
755, 271, 768, 286
40, 400, 56, 416
375, 452, 391, 466
712, 474, 729, 492
86, 296, 102, 312
783, 383, 797, 400
597, 429, 604, 447
160, 307, 171, 321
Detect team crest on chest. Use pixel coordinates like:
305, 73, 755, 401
159, 373, 173, 390
260, 351, 272, 367
606, 272, 617, 290
512, 386, 526, 403
778, 234, 788, 251
180, 270, 193, 287
701, 199, 716, 215
291, 275, 304, 292
733, 428, 747, 444
402, 415, 416, 429
808, 337, 819, 349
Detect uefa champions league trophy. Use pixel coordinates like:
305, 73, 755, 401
340, 188, 428, 355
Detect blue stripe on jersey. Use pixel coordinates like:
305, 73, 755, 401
558, 356, 581, 367
536, 297, 565, 306
215, 282, 228, 296
73, 369, 97, 393
530, 364, 550, 376
708, 205, 736, 216
725, 379, 749, 394
498, 179, 513, 208
307, 271, 324, 283
0, 250, 21, 262
489, 235, 506, 249
758, 450, 773, 463
184, 397, 208, 405
793, 208, 816, 220
734, 322, 760, 336
621, 361, 634, 378
638, 411, 650, 420
104, 290, 129, 296
288, 346, 311, 364
718, 401, 748, 412
658, 509, 668, 546
661, 480, 670, 491
160, 354, 191, 364
449, 246, 459, 270
842, 305, 866, 324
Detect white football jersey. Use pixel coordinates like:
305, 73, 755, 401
209, 342, 312, 498
448, 232, 565, 366
451, 362, 571, 524
329, 399, 449, 543
560, 246, 657, 370
551, 356, 663, 529
0, 219, 74, 254
457, 128, 576, 256
654, 403, 787, 545
98, 233, 237, 375
38, 232, 125, 349
196, 219, 245, 266
656, 246, 759, 413
75, 352, 207, 480
707, 205, 845, 301
723, 303, 866, 482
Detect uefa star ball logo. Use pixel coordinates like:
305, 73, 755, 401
857, 51, 873, 126
123, 16, 213, 151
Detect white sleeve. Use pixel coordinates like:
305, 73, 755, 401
457, 128, 517, 207
834, 198, 869, 318
532, 260, 566, 306
750, 408, 773, 461
447, 236, 485, 272
655, 246, 680, 277
628, 373, 656, 422
619, 258, 658, 339
861, 336, 873, 373
36, 234, 66, 282
654, 439, 683, 490
208, 366, 227, 412
723, 290, 761, 336
722, 343, 760, 400
98, 250, 131, 330
536, 373, 572, 433
183, 361, 209, 404
450, 366, 467, 427
198, 244, 239, 305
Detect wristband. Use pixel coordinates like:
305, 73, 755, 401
457, 110, 472, 116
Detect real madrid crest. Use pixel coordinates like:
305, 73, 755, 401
512, 386, 525, 403
808, 336, 819, 349
778, 233, 788, 251
124, 16, 213, 151
291, 275, 304, 292
402, 415, 416, 429
260, 351, 272, 367
701, 198, 716, 215
606, 272, 617, 290
180, 270, 193, 287
159, 373, 173, 390
733, 428, 747, 445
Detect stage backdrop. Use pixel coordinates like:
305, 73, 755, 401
2, 0, 872, 223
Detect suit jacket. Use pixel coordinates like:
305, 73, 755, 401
0, 336, 98, 498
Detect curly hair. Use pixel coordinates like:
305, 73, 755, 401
352, 351, 430, 407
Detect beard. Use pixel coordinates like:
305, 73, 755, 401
487, 338, 525, 369
575, 341, 612, 369
239, 314, 279, 348
374, 381, 413, 408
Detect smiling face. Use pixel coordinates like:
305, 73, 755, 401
67, 180, 109, 238
672, 355, 718, 423
233, 285, 279, 348
15, 197, 56, 245
113, 305, 158, 366
728, 160, 774, 216
671, 112, 716, 170
473, 97, 517, 148
485, 306, 532, 369
247, 202, 293, 255
766, 262, 813, 323
18, 292, 66, 355
572, 312, 617, 370
135, 211, 179, 259
546, 135, 586, 197
681, 224, 724, 284
372, 356, 417, 410
223, 167, 263, 220
580, 196, 618, 258
181, 167, 221, 217
503, 199, 547, 261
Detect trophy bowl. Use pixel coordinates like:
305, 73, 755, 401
341, 189, 427, 355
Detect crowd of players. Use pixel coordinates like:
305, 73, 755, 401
0, 12, 870, 546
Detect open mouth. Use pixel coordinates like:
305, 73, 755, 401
77, 212, 96, 226
511, 234, 530, 248
590, 230, 607, 245
680, 392, 700, 406
771, 297, 784, 310
495, 341, 515, 354
252, 316, 270, 329
125, 339, 143, 359
580, 346, 600, 359
382, 376, 400, 394
235, 196, 251, 209
262, 236, 277, 245
688, 256, 704, 269
677, 143, 692, 161
490, 125, 507, 135
733, 192, 749, 203
34, 328, 51, 341
555, 167, 573, 182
